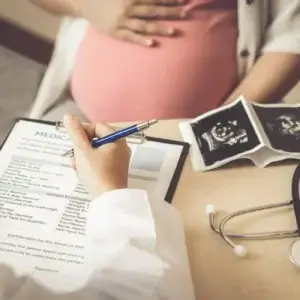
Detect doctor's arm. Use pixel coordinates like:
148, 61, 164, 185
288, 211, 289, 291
0, 116, 194, 300
224, 0, 300, 104
64, 115, 196, 300
84, 189, 195, 300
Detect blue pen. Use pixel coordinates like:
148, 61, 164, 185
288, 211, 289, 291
62, 119, 158, 157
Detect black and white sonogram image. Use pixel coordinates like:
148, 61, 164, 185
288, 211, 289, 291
254, 106, 300, 152
191, 101, 261, 166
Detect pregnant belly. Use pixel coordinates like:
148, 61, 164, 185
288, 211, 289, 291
71, 10, 238, 122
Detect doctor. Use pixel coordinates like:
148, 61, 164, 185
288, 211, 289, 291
0, 114, 195, 300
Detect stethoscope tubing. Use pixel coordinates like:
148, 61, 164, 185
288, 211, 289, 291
207, 164, 300, 261
209, 200, 298, 241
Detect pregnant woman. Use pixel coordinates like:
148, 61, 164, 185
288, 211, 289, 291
29, 0, 300, 122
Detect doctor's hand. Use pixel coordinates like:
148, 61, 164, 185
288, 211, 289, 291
63, 115, 131, 199
76, 0, 188, 47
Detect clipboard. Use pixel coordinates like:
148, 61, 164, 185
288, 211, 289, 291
1, 118, 190, 203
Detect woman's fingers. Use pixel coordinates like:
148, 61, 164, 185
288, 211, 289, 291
135, 0, 186, 5
120, 19, 176, 36
127, 5, 187, 19
114, 0, 189, 48
114, 29, 156, 47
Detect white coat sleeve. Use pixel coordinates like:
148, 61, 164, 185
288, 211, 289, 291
84, 189, 196, 300
0, 189, 195, 300
262, 0, 300, 54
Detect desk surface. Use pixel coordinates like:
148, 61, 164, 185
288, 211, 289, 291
130, 119, 299, 300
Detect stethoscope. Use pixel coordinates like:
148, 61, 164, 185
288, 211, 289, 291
205, 164, 300, 267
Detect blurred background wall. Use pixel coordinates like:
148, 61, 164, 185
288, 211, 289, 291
0, 0, 60, 41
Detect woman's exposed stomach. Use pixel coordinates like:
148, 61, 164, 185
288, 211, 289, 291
71, 9, 238, 122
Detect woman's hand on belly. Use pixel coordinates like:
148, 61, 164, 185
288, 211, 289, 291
77, 0, 188, 47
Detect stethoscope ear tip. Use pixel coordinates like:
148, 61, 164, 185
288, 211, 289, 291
290, 239, 300, 267
233, 244, 248, 257
206, 204, 215, 214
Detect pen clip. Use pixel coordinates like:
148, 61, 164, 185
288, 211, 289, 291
113, 126, 146, 144
127, 133, 146, 144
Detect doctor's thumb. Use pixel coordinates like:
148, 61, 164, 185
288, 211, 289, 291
63, 114, 90, 151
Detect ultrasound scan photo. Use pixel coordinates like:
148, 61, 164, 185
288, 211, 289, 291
254, 106, 300, 152
191, 101, 261, 166
201, 120, 248, 151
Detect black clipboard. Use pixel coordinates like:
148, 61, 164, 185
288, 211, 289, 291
0, 118, 190, 204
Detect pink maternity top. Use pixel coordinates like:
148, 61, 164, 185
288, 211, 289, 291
71, 0, 238, 122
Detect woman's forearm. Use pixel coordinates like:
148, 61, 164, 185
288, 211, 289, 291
28, 0, 80, 16
224, 53, 300, 104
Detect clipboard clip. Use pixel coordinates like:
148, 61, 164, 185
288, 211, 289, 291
55, 121, 146, 146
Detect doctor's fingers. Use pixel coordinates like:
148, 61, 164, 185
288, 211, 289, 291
63, 115, 90, 152
81, 122, 127, 148
93, 123, 128, 149
80, 122, 115, 138
80, 123, 96, 140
